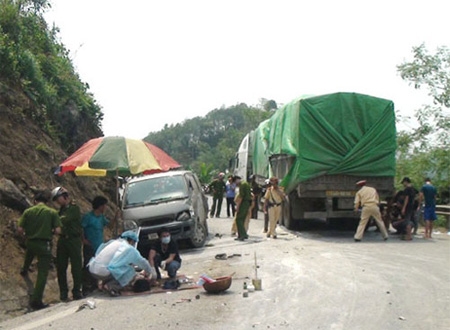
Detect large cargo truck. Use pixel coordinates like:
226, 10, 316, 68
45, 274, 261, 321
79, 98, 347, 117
233, 92, 397, 229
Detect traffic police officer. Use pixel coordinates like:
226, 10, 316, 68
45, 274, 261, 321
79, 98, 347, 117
263, 177, 285, 239
208, 172, 226, 218
52, 186, 83, 301
353, 180, 389, 242
234, 176, 252, 241
18, 190, 61, 310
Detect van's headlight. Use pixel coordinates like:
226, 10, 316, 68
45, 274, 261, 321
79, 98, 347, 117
177, 211, 191, 221
124, 220, 138, 230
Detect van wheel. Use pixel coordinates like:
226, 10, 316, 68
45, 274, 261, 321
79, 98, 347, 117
189, 222, 207, 248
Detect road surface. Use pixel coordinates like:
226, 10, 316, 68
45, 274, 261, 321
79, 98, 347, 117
1, 211, 449, 330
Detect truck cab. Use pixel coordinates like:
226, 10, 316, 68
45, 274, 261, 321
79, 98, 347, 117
233, 132, 252, 181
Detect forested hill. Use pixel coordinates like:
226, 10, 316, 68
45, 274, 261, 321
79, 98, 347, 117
144, 103, 274, 180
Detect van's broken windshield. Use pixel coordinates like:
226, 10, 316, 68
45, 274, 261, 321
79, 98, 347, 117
124, 175, 188, 208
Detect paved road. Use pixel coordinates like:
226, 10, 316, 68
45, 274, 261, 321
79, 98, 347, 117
1, 211, 449, 330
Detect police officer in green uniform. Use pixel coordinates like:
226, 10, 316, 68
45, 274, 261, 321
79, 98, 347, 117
52, 186, 83, 301
208, 172, 226, 218
234, 176, 252, 241
18, 191, 61, 310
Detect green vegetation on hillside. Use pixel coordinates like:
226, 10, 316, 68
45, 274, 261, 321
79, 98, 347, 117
144, 103, 273, 181
0, 0, 103, 152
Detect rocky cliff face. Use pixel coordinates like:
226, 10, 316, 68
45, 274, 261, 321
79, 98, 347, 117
0, 88, 116, 321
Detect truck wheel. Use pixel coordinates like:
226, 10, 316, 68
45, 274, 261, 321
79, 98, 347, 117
189, 222, 207, 248
282, 198, 293, 230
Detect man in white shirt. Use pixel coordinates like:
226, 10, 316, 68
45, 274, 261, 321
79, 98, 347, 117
88, 231, 155, 296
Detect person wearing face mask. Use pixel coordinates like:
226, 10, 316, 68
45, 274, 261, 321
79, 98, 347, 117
148, 227, 182, 287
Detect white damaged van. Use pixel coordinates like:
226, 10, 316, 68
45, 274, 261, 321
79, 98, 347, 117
121, 170, 209, 254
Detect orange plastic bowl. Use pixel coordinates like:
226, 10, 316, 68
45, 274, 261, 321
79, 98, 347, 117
203, 276, 232, 293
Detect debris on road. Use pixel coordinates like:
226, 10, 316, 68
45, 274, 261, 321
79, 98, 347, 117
215, 253, 227, 260
214, 253, 242, 260
76, 299, 96, 313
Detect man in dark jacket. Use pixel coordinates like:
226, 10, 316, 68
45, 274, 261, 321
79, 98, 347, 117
148, 227, 182, 289
400, 177, 416, 241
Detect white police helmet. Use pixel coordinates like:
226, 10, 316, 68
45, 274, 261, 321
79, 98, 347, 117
51, 186, 68, 201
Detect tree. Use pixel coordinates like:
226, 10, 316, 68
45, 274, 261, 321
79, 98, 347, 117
263, 99, 278, 111
396, 44, 450, 198
197, 162, 214, 185
397, 44, 450, 149
258, 98, 278, 111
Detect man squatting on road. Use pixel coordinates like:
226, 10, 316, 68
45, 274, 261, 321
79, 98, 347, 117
88, 230, 156, 296
148, 227, 182, 289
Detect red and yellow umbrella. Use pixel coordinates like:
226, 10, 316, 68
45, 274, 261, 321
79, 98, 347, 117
56, 136, 181, 177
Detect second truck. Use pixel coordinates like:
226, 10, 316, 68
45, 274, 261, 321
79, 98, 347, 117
232, 92, 397, 229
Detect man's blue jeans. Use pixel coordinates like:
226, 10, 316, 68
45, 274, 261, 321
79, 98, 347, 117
153, 254, 181, 279
166, 260, 181, 278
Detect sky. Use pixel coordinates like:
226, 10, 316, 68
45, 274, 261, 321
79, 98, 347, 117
44, 0, 449, 139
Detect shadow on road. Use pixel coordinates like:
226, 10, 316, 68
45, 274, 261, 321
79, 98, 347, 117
282, 217, 443, 245
290, 217, 358, 231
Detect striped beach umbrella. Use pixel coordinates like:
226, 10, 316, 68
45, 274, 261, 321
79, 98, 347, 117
56, 136, 181, 177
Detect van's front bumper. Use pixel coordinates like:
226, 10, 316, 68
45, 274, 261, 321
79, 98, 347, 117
135, 219, 195, 251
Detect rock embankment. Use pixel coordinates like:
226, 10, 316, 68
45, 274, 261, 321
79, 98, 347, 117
0, 90, 115, 321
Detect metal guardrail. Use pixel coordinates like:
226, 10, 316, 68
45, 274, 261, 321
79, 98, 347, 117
436, 205, 450, 216
435, 205, 450, 229
436, 205, 450, 229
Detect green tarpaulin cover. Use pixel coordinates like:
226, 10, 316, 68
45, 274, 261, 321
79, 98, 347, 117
254, 92, 396, 192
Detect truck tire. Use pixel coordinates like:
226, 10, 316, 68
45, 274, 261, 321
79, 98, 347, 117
189, 222, 208, 248
281, 197, 294, 230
